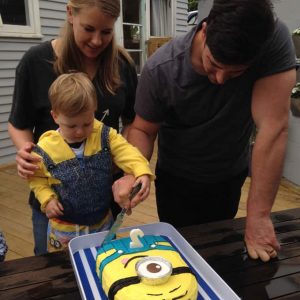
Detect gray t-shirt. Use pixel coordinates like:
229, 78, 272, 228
135, 19, 296, 183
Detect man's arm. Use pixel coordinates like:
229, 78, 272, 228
245, 68, 296, 262
127, 115, 161, 160
112, 115, 160, 207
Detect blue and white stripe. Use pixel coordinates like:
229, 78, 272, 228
72, 246, 220, 300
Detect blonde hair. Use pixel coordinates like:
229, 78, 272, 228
49, 72, 97, 117
54, 0, 133, 95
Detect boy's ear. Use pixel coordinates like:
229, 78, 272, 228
50, 110, 59, 125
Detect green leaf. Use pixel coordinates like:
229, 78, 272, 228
291, 82, 300, 98
292, 28, 300, 36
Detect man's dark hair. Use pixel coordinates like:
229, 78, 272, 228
206, 0, 275, 65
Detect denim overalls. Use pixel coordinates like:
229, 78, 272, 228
33, 125, 114, 250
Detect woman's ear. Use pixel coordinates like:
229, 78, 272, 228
66, 5, 73, 24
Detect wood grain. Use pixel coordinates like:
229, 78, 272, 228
0, 143, 299, 261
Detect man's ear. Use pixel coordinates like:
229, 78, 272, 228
66, 5, 73, 24
201, 22, 207, 44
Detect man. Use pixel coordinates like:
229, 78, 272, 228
115, 0, 296, 262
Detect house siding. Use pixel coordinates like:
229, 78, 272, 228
0, 0, 67, 165
0, 0, 188, 165
274, 0, 300, 185
175, 0, 188, 36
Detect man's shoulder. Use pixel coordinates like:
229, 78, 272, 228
260, 18, 295, 63
251, 17, 296, 82
272, 18, 291, 41
275, 18, 289, 31
145, 30, 194, 72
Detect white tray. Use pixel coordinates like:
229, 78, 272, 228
68, 222, 240, 300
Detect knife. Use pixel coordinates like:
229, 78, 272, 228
101, 182, 142, 245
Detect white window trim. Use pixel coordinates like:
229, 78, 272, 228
145, 0, 175, 39
116, 0, 147, 73
145, 0, 150, 39
0, 0, 42, 38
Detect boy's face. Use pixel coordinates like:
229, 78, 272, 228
51, 109, 95, 144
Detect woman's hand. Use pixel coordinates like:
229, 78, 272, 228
45, 198, 64, 219
16, 142, 40, 179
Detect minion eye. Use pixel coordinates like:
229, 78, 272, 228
136, 256, 172, 285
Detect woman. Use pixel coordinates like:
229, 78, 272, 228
8, 0, 137, 256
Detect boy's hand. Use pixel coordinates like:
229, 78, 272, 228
112, 174, 151, 211
45, 198, 64, 219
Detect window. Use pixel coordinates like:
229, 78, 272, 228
120, 0, 146, 74
0, 0, 41, 38
150, 0, 172, 36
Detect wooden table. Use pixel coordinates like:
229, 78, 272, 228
1, 208, 300, 299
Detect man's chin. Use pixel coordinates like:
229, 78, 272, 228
208, 77, 217, 84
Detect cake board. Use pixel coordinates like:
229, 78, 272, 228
68, 222, 240, 300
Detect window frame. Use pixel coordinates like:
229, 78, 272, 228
116, 0, 147, 75
0, 0, 42, 38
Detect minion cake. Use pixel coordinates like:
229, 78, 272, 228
96, 228, 198, 300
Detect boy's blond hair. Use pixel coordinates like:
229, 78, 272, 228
49, 72, 97, 117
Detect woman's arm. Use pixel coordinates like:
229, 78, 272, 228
8, 123, 40, 178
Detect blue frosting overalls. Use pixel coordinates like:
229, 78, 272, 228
33, 125, 113, 226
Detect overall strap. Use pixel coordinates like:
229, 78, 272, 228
32, 145, 56, 172
101, 124, 111, 152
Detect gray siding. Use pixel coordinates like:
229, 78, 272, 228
265, 1, 300, 185
273, 0, 300, 33
175, 0, 188, 36
198, 0, 300, 31
0, 0, 67, 165
0, 0, 188, 165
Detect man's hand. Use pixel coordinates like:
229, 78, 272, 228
16, 142, 40, 179
45, 198, 64, 219
245, 215, 280, 262
112, 174, 151, 214
112, 174, 135, 214
130, 175, 151, 208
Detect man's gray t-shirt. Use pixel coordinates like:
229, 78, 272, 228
135, 19, 296, 183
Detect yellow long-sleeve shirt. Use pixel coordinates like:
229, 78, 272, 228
28, 119, 154, 212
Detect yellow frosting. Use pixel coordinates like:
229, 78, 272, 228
96, 235, 198, 300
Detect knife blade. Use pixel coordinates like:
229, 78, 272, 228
101, 182, 142, 245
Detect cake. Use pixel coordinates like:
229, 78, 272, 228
96, 229, 198, 300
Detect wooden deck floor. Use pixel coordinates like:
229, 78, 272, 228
1, 148, 300, 261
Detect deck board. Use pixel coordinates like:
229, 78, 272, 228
1, 145, 300, 261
